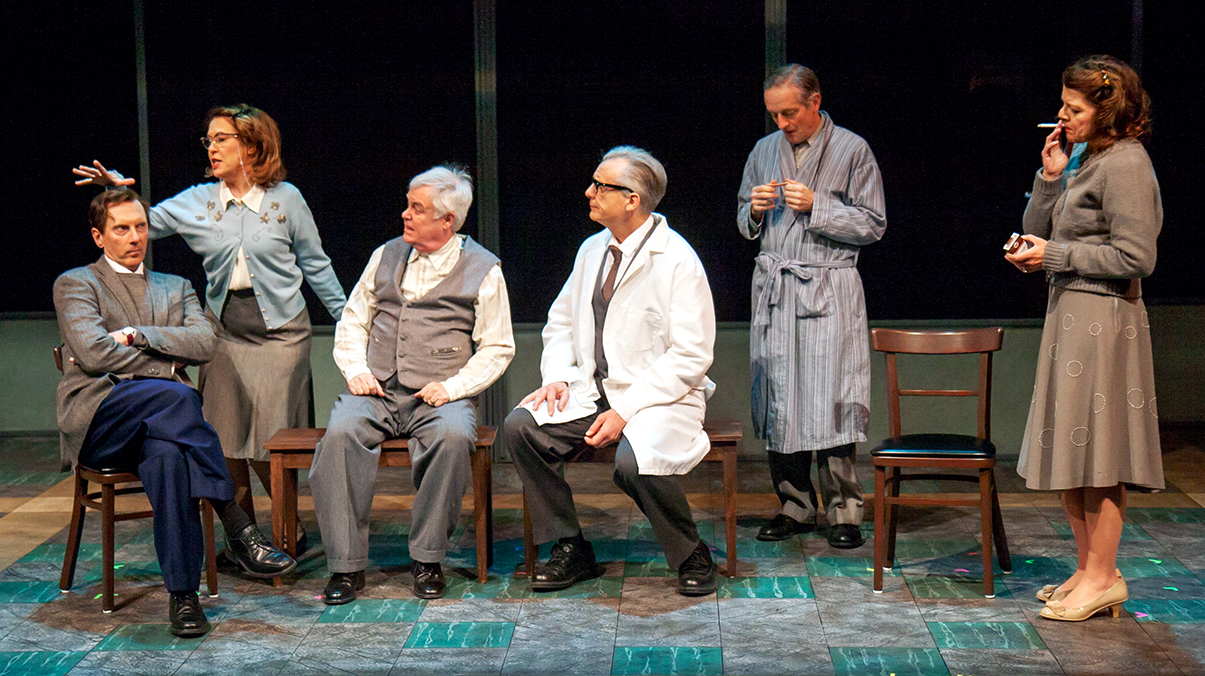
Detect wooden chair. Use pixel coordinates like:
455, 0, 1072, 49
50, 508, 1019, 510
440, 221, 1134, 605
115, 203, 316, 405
263, 426, 497, 585
869, 328, 1012, 598
521, 420, 743, 578
54, 347, 218, 612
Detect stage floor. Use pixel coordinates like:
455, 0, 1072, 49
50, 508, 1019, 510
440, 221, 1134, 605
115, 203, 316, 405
1, 428, 1202, 676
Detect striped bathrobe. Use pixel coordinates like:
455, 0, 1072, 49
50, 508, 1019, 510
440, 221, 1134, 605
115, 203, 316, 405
737, 112, 887, 452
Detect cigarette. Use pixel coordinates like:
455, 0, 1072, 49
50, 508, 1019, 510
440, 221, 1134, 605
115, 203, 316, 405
767, 181, 788, 187
1037, 122, 1060, 128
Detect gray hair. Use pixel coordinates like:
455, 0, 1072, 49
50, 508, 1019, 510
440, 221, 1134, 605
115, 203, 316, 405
409, 166, 473, 231
764, 63, 821, 102
601, 146, 667, 212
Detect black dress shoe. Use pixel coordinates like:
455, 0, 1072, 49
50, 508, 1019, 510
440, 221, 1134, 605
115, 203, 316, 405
411, 561, 447, 599
827, 523, 865, 549
225, 524, 298, 578
532, 538, 602, 592
756, 513, 816, 541
322, 571, 366, 605
677, 541, 717, 596
168, 591, 211, 638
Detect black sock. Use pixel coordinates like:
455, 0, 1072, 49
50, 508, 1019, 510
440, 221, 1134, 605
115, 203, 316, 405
210, 499, 252, 536
558, 531, 587, 546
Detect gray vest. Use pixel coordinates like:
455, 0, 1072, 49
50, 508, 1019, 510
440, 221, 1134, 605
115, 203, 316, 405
365, 236, 500, 389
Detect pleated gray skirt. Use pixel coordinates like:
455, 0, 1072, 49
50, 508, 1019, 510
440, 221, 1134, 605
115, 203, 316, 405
199, 290, 313, 461
1017, 286, 1163, 491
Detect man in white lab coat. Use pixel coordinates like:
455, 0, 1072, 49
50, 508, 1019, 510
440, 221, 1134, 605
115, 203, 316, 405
503, 146, 718, 596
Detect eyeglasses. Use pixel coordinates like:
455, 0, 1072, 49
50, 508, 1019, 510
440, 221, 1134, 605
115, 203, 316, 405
591, 179, 633, 194
200, 133, 240, 149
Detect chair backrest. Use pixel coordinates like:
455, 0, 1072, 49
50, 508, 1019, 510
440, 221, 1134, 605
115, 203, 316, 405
870, 328, 1004, 440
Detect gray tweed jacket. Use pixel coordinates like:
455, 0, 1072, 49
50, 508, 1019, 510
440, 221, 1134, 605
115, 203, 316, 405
53, 257, 216, 467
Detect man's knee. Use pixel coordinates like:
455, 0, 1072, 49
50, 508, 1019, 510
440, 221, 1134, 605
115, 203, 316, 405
502, 408, 539, 455
612, 439, 640, 487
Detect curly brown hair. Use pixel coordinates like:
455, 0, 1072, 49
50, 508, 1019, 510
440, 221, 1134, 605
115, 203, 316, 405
1062, 55, 1151, 153
204, 104, 287, 187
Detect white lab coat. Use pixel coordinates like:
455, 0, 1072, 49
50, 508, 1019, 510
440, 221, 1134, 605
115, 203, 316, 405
522, 214, 716, 475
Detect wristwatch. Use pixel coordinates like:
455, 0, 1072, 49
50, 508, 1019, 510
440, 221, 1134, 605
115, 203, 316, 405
121, 326, 138, 346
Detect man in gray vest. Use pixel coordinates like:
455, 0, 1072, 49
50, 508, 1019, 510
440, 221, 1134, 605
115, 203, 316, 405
310, 166, 515, 603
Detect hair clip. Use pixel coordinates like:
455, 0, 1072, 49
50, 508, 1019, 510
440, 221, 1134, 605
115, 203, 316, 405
1101, 70, 1112, 88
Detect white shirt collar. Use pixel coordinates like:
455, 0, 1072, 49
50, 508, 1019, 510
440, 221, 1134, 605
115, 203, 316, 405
407, 234, 464, 272
608, 213, 657, 258
219, 181, 266, 213
103, 254, 144, 275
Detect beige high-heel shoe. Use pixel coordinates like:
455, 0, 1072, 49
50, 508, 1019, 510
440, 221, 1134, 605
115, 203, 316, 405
1036, 568, 1122, 603
1039, 577, 1128, 622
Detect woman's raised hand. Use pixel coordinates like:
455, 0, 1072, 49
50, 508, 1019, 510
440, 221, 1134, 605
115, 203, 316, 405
72, 160, 135, 187
1040, 123, 1068, 180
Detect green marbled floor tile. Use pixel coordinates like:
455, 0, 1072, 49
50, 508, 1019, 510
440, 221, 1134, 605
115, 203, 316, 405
403, 621, 514, 648
623, 557, 675, 577
1051, 521, 1153, 540
718, 576, 813, 599
1003, 556, 1077, 580
830, 646, 949, 676
0, 472, 67, 486
1126, 599, 1205, 623
318, 598, 426, 623
892, 538, 981, 560
1126, 508, 1205, 524
611, 646, 722, 676
927, 621, 1045, 650
0, 651, 87, 676
905, 574, 1013, 600
93, 624, 204, 651
731, 537, 803, 558
16, 544, 100, 565
442, 574, 529, 600
0, 581, 61, 603
1117, 556, 1192, 578
808, 556, 900, 578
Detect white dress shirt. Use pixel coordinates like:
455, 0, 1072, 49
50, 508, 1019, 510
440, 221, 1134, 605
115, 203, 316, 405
333, 234, 514, 401
218, 182, 266, 291
103, 255, 145, 275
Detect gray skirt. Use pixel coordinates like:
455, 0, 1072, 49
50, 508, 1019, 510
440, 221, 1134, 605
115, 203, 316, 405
199, 290, 313, 461
1016, 286, 1163, 491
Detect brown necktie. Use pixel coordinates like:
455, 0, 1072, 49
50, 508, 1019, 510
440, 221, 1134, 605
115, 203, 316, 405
602, 246, 622, 303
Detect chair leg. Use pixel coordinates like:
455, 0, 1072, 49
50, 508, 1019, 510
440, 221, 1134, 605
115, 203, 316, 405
885, 467, 900, 567
485, 448, 494, 571
979, 468, 994, 598
101, 483, 116, 613
873, 465, 886, 593
471, 445, 490, 584
990, 472, 1011, 573
522, 491, 536, 578
723, 443, 738, 578
59, 472, 88, 593
202, 499, 218, 597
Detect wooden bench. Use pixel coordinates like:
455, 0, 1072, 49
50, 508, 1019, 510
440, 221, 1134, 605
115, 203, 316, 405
522, 420, 743, 578
263, 426, 497, 585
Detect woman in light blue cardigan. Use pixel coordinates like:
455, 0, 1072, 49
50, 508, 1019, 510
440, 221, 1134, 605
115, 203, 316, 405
76, 105, 346, 546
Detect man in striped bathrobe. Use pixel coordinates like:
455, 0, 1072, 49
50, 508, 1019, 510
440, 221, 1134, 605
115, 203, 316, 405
737, 64, 887, 549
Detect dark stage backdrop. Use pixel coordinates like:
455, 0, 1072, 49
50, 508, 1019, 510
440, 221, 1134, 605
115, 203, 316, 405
6, 1, 1202, 323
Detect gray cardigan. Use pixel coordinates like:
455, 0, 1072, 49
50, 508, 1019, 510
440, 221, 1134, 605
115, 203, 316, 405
53, 258, 216, 467
1023, 138, 1162, 298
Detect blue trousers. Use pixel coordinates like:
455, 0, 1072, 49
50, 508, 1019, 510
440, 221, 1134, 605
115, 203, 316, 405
79, 378, 235, 592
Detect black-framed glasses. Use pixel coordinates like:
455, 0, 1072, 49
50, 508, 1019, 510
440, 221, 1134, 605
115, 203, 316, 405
592, 179, 633, 194
200, 133, 240, 149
